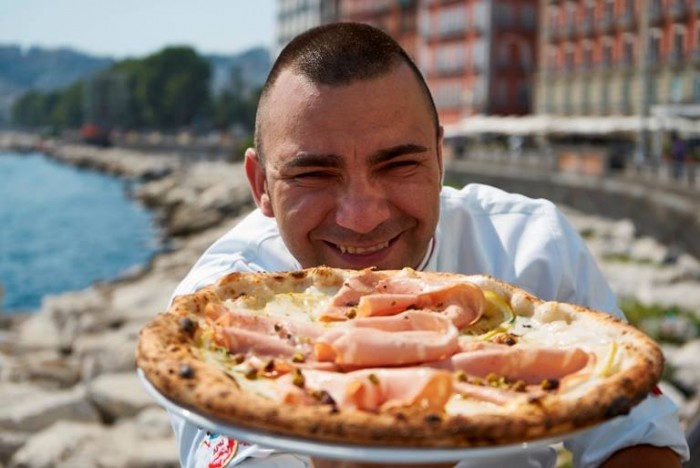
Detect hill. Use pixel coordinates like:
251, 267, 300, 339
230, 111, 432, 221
0, 44, 272, 125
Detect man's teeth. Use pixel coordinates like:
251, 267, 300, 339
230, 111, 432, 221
337, 241, 389, 254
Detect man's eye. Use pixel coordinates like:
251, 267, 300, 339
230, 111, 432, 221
382, 160, 419, 172
294, 171, 331, 179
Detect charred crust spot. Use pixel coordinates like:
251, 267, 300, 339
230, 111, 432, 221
540, 378, 559, 391
492, 333, 518, 346
292, 368, 305, 388
233, 354, 246, 364
179, 364, 195, 379
272, 275, 285, 281
314, 390, 336, 406
178, 317, 197, 336
605, 396, 632, 418
308, 423, 320, 434
291, 271, 306, 279
394, 412, 407, 422
424, 413, 442, 425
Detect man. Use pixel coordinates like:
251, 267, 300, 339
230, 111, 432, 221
170, 23, 689, 467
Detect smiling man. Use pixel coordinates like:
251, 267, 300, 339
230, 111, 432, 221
246, 62, 442, 271
169, 22, 688, 468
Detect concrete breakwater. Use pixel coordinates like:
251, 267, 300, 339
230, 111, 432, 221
0, 134, 698, 466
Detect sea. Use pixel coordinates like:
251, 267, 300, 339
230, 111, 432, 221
0, 151, 161, 314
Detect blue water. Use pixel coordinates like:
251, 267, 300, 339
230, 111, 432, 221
0, 152, 161, 313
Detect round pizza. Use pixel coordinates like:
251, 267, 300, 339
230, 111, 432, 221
136, 267, 664, 448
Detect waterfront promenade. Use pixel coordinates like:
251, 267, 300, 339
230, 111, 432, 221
0, 132, 698, 466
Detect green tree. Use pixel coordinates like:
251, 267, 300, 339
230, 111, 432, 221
133, 47, 211, 129
212, 66, 261, 132
11, 91, 50, 127
50, 81, 84, 127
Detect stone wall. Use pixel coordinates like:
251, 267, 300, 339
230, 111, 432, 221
445, 159, 700, 260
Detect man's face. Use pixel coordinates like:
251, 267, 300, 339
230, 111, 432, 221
246, 63, 443, 270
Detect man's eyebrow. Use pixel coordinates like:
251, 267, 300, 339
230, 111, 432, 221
282, 152, 343, 169
370, 143, 429, 165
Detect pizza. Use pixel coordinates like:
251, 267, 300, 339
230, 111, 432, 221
136, 267, 664, 448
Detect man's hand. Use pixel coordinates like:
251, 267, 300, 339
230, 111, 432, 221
601, 444, 681, 467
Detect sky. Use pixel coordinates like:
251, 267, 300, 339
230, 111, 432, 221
0, 0, 276, 58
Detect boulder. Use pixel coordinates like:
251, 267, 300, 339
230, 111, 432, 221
87, 372, 157, 420
0, 385, 100, 432
8, 421, 103, 468
667, 339, 700, 393
0, 429, 27, 463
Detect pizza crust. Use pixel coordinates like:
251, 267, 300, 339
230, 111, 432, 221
136, 267, 664, 447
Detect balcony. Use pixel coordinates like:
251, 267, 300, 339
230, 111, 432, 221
648, 4, 663, 25
666, 50, 685, 68
578, 19, 594, 38
668, 0, 688, 20
598, 17, 615, 35
437, 25, 467, 40
618, 57, 635, 72
617, 11, 636, 31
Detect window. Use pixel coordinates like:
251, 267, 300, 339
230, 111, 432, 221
648, 76, 658, 104
602, 40, 614, 67
438, 5, 467, 36
693, 76, 700, 101
603, 0, 614, 19
672, 27, 685, 58
649, 32, 661, 64
565, 46, 575, 71
621, 80, 632, 111
622, 37, 635, 65
522, 5, 537, 29
671, 75, 684, 102
548, 46, 558, 72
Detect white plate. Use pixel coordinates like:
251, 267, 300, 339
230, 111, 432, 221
138, 368, 586, 463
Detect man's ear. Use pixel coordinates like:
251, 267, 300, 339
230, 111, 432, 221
244, 147, 274, 217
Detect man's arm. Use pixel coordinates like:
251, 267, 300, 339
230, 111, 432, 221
601, 444, 681, 467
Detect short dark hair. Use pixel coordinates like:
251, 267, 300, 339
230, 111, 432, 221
255, 22, 439, 161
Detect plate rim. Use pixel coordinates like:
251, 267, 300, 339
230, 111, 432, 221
137, 368, 594, 463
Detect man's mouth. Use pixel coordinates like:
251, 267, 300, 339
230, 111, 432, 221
335, 240, 390, 255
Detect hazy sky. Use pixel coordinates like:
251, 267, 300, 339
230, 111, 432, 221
0, 0, 276, 58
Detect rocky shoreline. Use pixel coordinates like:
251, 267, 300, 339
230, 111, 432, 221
0, 133, 698, 467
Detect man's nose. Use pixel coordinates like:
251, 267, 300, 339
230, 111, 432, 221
335, 177, 391, 233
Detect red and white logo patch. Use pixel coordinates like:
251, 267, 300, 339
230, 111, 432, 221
197, 432, 237, 468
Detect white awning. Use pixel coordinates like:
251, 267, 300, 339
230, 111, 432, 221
443, 115, 700, 138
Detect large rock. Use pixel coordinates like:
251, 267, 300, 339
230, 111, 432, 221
666, 339, 700, 393
0, 349, 79, 388
73, 328, 140, 380
87, 372, 157, 420
0, 429, 26, 463
9, 415, 179, 468
8, 421, 103, 468
0, 385, 100, 432
16, 286, 111, 352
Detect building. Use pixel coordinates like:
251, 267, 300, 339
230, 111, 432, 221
419, 0, 537, 124
535, 0, 700, 119
275, 0, 539, 126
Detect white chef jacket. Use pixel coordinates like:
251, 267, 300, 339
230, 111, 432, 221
169, 184, 690, 468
